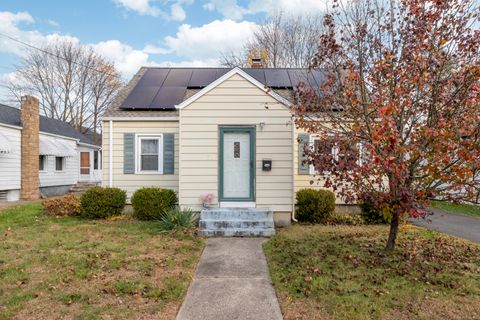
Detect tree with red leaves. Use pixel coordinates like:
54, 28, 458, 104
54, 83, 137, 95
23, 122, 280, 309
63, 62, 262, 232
294, 0, 480, 250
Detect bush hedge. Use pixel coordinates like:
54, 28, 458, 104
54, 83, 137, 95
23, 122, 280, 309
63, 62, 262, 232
131, 187, 178, 220
42, 194, 81, 217
80, 187, 126, 219
358, 192, 391, 224
295, 189, 336, 223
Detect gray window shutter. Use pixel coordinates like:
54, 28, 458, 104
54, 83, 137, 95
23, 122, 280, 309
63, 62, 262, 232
123, 133, 135, 174
298, 133, 310, 175
163, 133, 175, 174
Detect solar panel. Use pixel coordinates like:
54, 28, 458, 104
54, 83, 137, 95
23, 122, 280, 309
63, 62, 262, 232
120, 86, 160, 109
163, 69, 193, 86
311, 70, 326, 87
188, 69, 218, 88
265, 69, 291, 88
215, 68, 229, 79
150, 86, 186, 109
137, 69, 169, 86
244, 69, 266, 85
287, 69, 313, 88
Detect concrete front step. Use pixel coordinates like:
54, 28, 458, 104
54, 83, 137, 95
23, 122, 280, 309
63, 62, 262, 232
200, 208, 273, 220
199, 208, 275, 237
199, 219, 275, 230
199, 228, 276, 237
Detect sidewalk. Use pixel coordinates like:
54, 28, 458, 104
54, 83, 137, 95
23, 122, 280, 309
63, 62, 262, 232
176, 238, 283, 320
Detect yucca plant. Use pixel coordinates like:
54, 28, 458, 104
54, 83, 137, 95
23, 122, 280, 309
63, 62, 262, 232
159, 207, 197, 231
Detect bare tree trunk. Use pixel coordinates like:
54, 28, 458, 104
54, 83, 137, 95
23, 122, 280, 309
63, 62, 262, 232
386, 212, 399, 251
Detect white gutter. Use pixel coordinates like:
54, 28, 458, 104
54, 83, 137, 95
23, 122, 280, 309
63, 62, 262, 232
291, 116, 298, 222
109, 120, 113, 187
102, 116, 179, 121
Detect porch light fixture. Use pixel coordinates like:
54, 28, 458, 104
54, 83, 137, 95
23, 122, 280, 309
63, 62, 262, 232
259, 121, 266, 130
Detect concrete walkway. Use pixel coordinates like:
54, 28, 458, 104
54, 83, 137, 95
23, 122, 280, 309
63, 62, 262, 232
411, 208, 480, 243
176, 238, 283, 320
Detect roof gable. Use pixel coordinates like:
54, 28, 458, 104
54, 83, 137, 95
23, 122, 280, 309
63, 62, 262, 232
176, 67, 292, 110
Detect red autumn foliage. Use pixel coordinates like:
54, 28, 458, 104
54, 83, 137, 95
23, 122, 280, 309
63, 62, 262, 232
293, 0, 480, 250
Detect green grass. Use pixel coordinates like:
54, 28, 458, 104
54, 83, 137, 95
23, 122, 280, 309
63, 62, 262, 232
264, 224, 480, 320
431, 201, 480, 217
0, 203, 204, 320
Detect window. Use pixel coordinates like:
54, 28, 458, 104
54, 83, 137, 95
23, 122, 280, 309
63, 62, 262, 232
310, 136, 362, 174
55, 157, 65, 171
39, 155, 46, 171
94, 150, 101, 170
137, 135, 163, 173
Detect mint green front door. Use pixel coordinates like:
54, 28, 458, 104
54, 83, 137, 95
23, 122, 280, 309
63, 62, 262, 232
219, 127, 255, 202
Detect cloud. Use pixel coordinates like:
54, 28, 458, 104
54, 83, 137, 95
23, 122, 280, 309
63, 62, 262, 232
46, 19, 60, 28
203, 0, 332, 20
91, 40, 158, 77
0, 11, 150, 78
112, 0, 189, 21
112, 0, 160, 16
0, 11, 79, 57
160, 19, 258, 61
0, 11, 257, 82
170, 3, 186, 21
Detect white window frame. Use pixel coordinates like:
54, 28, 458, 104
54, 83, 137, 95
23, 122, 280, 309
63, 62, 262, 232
135, 134, 163, 174
39, 155, 47, 172
55, 156, 65, 172
309, 135, 363, 175
93, 150, 102, 170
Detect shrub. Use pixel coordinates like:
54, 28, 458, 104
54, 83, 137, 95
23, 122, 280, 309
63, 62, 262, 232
159, 207, 197, 231
131, 187, 178, 220
326, 213, 365, 225
42, 194, 81, 217
295, 189, 336, 223
359, 192, 391, 224
80, 187, 126, 219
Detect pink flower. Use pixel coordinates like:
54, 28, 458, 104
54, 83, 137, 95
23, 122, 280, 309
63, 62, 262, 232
200, 193, 215, 204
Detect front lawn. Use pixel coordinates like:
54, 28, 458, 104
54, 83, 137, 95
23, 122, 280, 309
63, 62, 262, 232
264, 224, 480, 320
431, 201, 480, 218
0, 203, 203, 320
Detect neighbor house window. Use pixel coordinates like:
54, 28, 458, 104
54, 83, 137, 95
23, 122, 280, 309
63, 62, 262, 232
39, 155, 46, 171
137, 135, 163, 173
93, 150, 101, 170
55, 157, 65, 171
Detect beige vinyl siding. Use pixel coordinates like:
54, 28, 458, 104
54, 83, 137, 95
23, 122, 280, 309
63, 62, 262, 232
102, 121, 179, 199
293, 128, 348, 204
179, 73, 294, 212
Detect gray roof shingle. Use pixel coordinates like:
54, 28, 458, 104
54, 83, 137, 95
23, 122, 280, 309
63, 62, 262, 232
0, 104, 100, 146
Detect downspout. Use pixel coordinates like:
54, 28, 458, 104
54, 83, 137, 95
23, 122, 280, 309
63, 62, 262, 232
109, 120, 113, 187
290, 115, 298, 222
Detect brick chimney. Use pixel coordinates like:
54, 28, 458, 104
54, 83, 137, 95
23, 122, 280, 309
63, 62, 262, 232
20, 95, 40, 200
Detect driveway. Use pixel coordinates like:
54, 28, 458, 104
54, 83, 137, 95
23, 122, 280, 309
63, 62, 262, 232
411, 208, 480, 243
176, 238, 283, 320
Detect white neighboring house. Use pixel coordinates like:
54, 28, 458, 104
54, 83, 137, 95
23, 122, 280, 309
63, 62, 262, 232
0, 102, 102, 202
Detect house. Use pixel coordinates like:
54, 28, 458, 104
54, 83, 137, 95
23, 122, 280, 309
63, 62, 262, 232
102, 66, 346, 233
0, 97, 101, 202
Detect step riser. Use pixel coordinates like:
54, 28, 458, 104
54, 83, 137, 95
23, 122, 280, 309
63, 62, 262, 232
199, 220, 274, 230
199, 229, 276, 237
201, 211, 273, 220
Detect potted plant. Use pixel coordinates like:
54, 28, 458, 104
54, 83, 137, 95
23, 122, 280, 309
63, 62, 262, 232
200, 193, 215, 208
